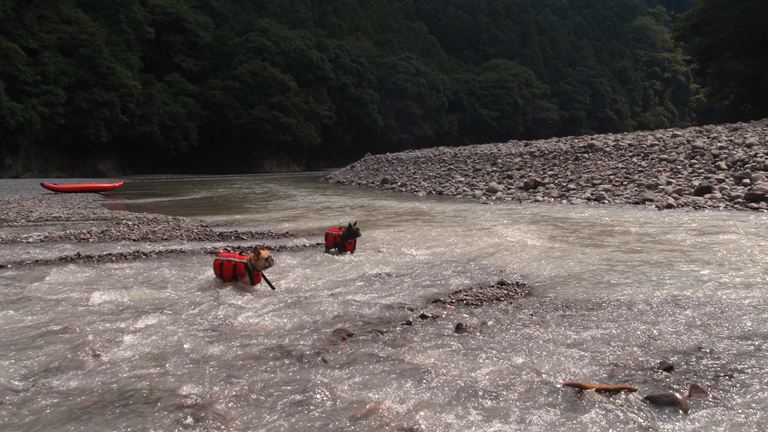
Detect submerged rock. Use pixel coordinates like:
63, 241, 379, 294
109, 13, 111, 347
687, 383, 710, 400
454, 322, 468, 334
432, 279, 528, 307
656, 360, 675, 373
644, 392, 689, 414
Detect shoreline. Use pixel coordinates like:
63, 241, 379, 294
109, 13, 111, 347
0, 193, 314, 268
325, 120, 768, 212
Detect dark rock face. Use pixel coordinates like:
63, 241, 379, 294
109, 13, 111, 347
325, 119, 768, 212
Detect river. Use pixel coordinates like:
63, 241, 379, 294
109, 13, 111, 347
1, 172, 767, 431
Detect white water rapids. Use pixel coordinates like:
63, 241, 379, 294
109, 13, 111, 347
1, 173, 767, 431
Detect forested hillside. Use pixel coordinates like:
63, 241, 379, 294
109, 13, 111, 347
0, 0, 762, 176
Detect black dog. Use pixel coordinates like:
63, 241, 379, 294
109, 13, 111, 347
325, 222, 362, 254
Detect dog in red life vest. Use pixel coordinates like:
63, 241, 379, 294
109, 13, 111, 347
213, 246, 274, 291
325, 222, 361, 254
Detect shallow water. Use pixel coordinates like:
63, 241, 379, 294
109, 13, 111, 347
1, 173, 767, 431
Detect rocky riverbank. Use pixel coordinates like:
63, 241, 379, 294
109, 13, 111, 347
0, 193, 315, 267
325, 120, 768, 211
0, 193, 292, 242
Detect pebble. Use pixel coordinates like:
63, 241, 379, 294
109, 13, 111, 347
643, 392, 689, 414
656, 360, 675, 373
0, 193, 308, 267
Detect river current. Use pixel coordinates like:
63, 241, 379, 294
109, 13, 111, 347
1, 173, 767, 431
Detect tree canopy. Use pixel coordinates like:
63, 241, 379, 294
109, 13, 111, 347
675, 0, 768, 121
0, 0, 755, 176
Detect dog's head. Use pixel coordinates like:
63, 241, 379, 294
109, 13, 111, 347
249, 246, 274, 272
342, 221, 361, 242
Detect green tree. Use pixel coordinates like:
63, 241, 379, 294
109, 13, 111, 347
452, 60, 557, 143
676, 0, 768, 120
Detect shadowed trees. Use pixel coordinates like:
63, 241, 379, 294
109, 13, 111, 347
0, 0, 752, 176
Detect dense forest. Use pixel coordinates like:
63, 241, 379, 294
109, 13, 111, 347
0, 0, 764, 176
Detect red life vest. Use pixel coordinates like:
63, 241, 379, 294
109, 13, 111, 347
213, 252, 263, 285
324, 227, 357, 253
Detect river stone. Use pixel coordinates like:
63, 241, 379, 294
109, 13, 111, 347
687, 383, 709, 400
636, 191, 657, 203
324, 119, 768, 212
743, 191, 767, 203
752, 182, 768, 194
734, 171, 752, 182
485, 182, 505, 194
523, 177, 543, 190
644, 392, 689, 414
454, 322, 468, 334
693, 183, 715, 196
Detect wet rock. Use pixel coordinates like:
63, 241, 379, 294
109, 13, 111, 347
643, 392, 689, 414
656, 360, 675, 373
396, 425, 425, 432
485, 182, 505, 194
454, 322, 468, 334
693, 183, 715, 197
331, 327, 355, 340
743, 191, 766, 203
351, 401, 391, 420
433, 279, 528, 307
324, 119, 768, 212
687, 383, 709, 400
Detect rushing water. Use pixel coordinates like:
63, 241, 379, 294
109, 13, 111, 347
1, 173, 767, 431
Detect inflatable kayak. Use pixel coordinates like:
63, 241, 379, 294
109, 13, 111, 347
40, 181, 125, 193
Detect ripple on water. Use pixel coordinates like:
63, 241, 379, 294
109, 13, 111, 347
1, 174, 767, 431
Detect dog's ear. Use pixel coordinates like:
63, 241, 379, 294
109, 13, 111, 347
353, 221, 357, 226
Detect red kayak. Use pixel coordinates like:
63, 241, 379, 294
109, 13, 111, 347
41, 181, 125, 193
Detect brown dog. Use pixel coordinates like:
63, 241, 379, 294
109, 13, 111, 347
213, 246, 274, 290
